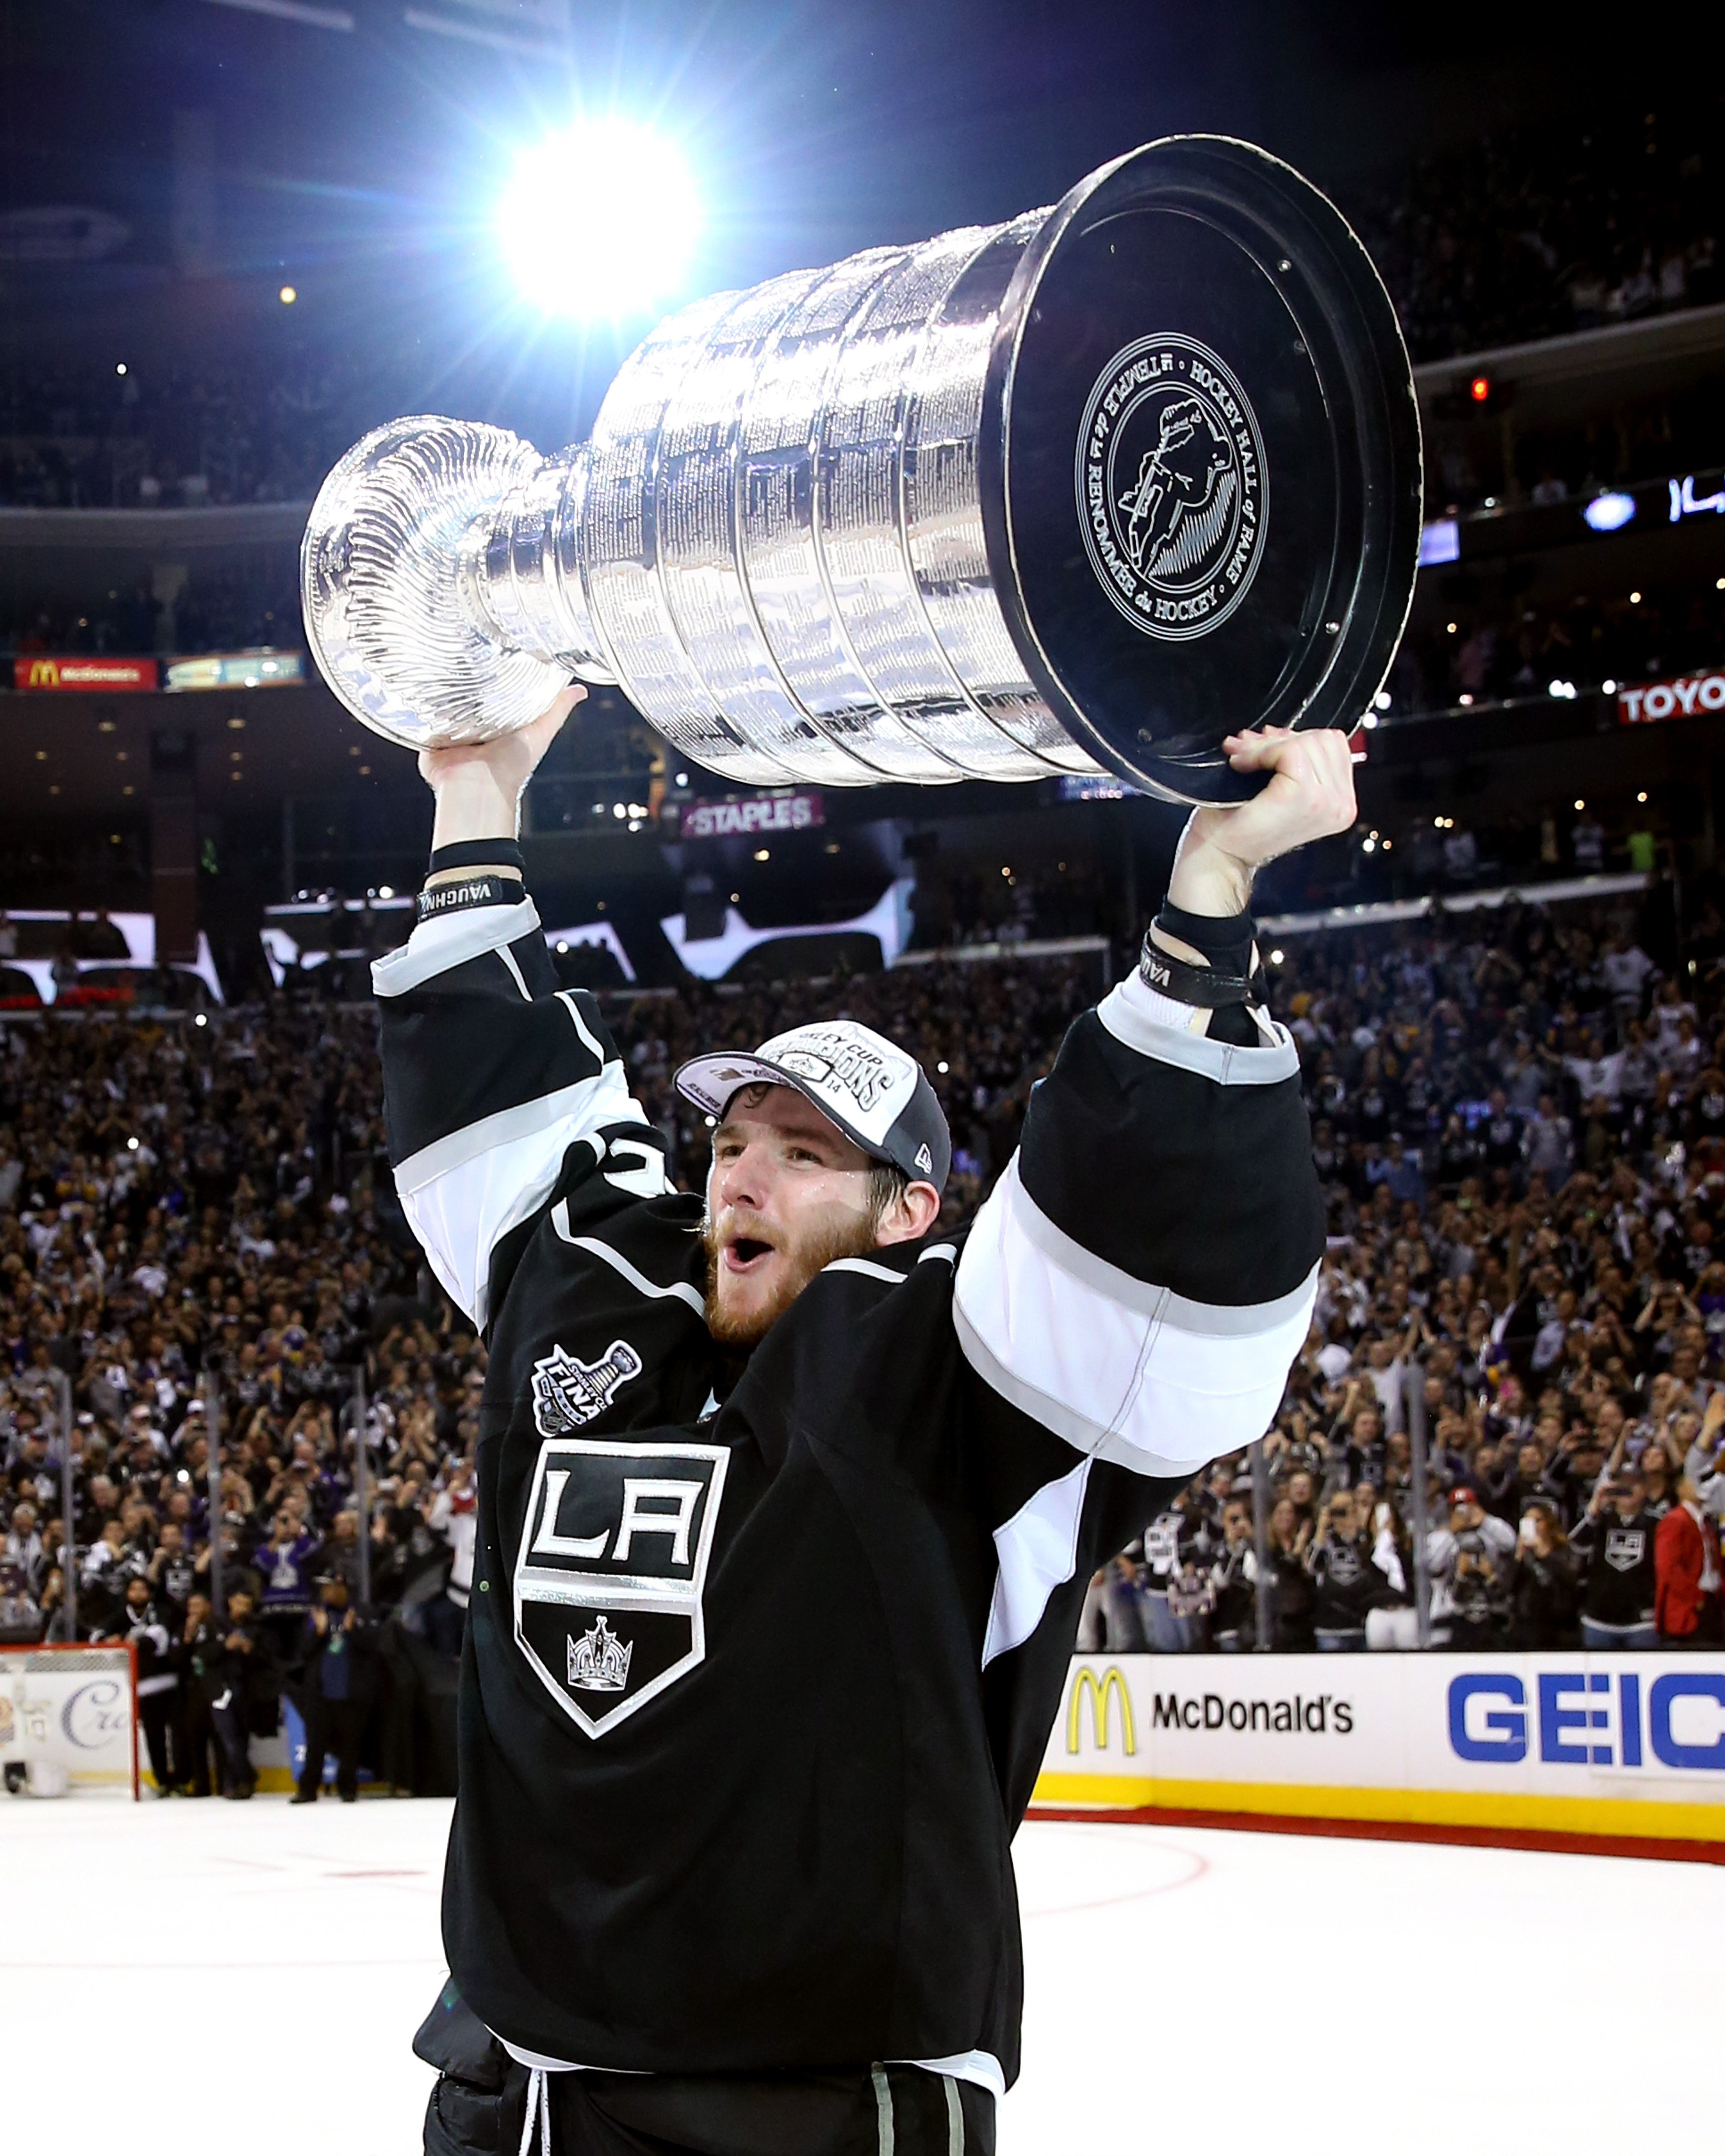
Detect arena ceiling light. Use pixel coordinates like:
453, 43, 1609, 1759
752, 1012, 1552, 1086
1583, 490, 1637, 532
496, 119, 703, 322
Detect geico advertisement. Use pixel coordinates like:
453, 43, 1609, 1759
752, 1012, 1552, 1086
1045, 1654, 1725, 1801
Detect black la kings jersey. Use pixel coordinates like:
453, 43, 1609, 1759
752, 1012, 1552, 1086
374, 889, 1323, 2093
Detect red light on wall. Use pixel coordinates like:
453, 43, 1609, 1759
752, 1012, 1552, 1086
1469, 374, 1491, 403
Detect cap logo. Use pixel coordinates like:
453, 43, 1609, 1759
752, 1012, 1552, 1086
772, 1030, 904, 1115
914, 1143, 934, 1175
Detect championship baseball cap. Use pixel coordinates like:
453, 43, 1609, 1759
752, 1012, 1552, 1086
675, 1020, 951, 1192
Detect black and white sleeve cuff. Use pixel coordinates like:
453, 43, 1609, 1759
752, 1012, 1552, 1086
415, 872, 524, 925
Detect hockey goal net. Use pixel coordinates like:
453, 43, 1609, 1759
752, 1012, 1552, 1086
0, 1644, 138, 1798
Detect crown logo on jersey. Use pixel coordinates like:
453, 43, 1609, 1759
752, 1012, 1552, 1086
566, 1613, 633, 1692
531, 1340, 643, 1436
515, 1435, 730, 1739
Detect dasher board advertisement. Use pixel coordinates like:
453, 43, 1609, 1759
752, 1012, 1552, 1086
1034, 1653, 1725, 1843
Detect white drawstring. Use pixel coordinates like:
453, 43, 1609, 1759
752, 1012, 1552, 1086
517, 2067, 550, 2156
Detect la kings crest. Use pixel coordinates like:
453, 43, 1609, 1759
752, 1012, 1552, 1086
514, 1433, 728, 1738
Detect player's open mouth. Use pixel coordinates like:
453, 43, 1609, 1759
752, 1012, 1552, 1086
722, 1235, 775, 1274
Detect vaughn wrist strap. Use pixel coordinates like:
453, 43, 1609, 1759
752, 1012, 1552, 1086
416, 873, 522, 924
1138, 928, 1259, 1007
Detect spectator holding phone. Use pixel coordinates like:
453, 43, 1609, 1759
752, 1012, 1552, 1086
1428, 1488, 1516, 1648
1508, 1502, 1580, 1647
254, 1510, 322, 1662
1305, 1491, 1384, 1651
292, 1574, 378, 1803
1571, 1470, 1660, 1648
1206, 1500, 1259, 1652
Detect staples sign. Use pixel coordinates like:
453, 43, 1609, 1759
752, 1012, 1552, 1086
1617, 668, 1725, 726
680, 792, 824, 841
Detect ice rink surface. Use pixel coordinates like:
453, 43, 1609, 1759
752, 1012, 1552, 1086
4, 1795, 1717, 2153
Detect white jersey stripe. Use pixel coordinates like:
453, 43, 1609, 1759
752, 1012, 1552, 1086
394, 1064, 636, 1195
372, 895, 541, 997
551, 1209, 707, 1315
402, 1125, 581, 1329
1000, 1159, 1319, 1331
953, 1163, 1314, 1476
396, 1065, 645, 1326
823, 1256, 908, 1285
981, 1455, 1090, 1668
1095, 968, 1299, 1084
557, 990, 609, 1063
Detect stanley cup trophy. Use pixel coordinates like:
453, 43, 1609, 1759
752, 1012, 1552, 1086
302, 136, 1422, 804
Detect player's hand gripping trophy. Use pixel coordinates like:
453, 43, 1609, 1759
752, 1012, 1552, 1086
302, 135, 1421, 811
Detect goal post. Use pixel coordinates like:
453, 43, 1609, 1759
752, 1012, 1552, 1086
0, 1644, 139, 1799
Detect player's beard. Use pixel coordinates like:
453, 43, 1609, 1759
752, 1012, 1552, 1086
702, 1203, 881, 1350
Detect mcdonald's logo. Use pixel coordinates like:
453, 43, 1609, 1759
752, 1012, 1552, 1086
1066, 1665, 1136, 1756
13, 655, 157, 692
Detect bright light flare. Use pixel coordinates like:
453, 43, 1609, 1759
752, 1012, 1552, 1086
497, 119, 702, 321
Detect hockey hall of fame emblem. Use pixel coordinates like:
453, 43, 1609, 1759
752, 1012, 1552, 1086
1075, 332, 1267, 644
513, 1431, 729, 1738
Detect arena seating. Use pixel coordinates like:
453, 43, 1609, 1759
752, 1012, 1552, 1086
5, 874, 1725, 1803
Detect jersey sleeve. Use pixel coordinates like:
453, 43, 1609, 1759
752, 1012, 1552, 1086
954, 962, 1323, 1488
372, 893, 659, 1329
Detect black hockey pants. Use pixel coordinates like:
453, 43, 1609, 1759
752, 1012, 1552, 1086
415, 1983, 995, 2156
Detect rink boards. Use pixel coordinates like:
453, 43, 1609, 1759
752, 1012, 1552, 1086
1033, 1652, 1725, 1847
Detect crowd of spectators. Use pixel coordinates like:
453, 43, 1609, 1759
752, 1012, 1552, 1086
1085, 890, 1725, 1654
0, 1001, 474, 1794
1349, 99, 1722, 362
1420, 378, 1725, 520
1389, 578, 1725, 722
0, 571, 299, 661
0, 949, 1105, 1793
5, 878, 1725, 1804
0, 102, 1719, 518
0, 349, 406, 512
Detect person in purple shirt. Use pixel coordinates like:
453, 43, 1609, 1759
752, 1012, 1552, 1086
253, 1511, 321, 1660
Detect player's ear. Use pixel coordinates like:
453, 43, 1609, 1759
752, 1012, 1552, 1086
874, 1180, 942, 1248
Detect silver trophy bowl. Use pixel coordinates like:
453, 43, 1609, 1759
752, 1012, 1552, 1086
302, 136, 1421, 804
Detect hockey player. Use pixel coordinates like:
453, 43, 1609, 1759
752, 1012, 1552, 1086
393, 690, 1351, 2156
115, 1574, 179, 1794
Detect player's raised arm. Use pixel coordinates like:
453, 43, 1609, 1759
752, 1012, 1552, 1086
372, 688, 660, 1329
955, 726, 1352, 1489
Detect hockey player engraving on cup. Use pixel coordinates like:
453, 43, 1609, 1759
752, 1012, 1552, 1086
513, 1437, 729, 1736
1076, 333, 1268, 642
530, 1339, 644, 1435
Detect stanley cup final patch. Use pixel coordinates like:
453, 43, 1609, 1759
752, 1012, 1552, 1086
513, 1435, 729, 1738
1075, 332, 1267, 643
531, 1340, 644, 1435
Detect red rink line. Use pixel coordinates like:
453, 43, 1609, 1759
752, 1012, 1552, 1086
1026, 1801, 1725, 1868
